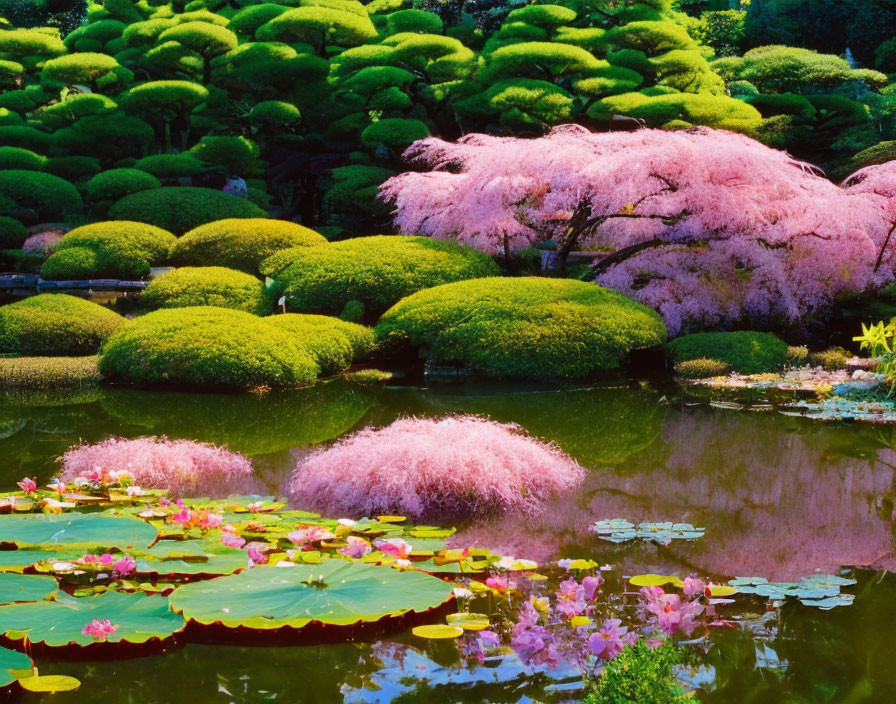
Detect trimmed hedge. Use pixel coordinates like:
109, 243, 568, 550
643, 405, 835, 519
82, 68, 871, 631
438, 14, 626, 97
665, 331, 789, 375
263, 235, 501, 317
141, 266, 274, 315
170, 218, 326, 273
0, 170, 83, 220
41, 221, 176, 280
376, 277, 667, 379
98, 306, 320, 391
107, 187, 268, 235
267, 313, 374, 376
0, 294, 126, 356
0, 215, 26, 248
0, 355, 101, 390
84, 169, 162, 203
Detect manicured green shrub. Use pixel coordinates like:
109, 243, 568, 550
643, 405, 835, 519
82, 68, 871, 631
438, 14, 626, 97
170, 218, 326, 273
42, 156, 101, 182
84, 169, 161, 202
40, 52, 132, 92
786, 345, 809, 365
249, 100, 301, 130
98, 306, 320, 390
376, 277, 667, 379
0, 147, 45, 171
360, 118, 429, 151
266, 313, 374, 375
0, 170, 83, 220
0, 355, 101, 390
673, 358, 731, 378
189, 136, 259, 174
264, 235, 500, 317
0, 126, 52, 152
108, 187, 268, 235
666, 331, 789, 375
141, 266, 274, 315
0, 294, 126, 356
0, 216, 26, 249
134, 153, 208, 180
808, 346, 850, 371
41, 221, 176, 280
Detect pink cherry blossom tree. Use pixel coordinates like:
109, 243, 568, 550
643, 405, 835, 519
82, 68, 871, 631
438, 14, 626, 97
380, 125, 896, 335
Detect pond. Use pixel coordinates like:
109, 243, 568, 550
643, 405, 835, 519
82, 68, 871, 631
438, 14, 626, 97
4, 377, 896, 703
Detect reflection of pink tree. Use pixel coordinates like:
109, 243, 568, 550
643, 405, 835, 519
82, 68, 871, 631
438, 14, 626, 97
382, 126, 893, 334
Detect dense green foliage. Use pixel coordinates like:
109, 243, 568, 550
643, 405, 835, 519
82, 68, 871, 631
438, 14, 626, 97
266, 313, 373, 375
0, 294, 125, 356
98, 306, 320, 390
41, 221, 176, 279
265, 235, 500, 318
0, 215, 26, 249
376, 277, 667, 379
170, 218, 326, 273
108, 188, 268, 235
141, 266, 274, 315
0, 170, 83, 221
666, 331, 789, 374
586, 642, 693, 704
0, 355, 100, 390
84, 168, 162, 204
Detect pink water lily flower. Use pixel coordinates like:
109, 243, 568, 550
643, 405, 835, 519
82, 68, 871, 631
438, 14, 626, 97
288, 526, 336, 547
98, 553, 115, 567
113, 555, 137, 576
16, 477, 36, 494
682, 576, 706, 599
375, 537, 412, 560
582, 575, 603, 600
339, 536, 372, 559
247, 547, 268, 565
48, 481, 65, 495
82, 619, 119, 642
484, 574, 516, 593
588, 619, 636, 661
641, 588, 703, 636
221, 530, 246, 549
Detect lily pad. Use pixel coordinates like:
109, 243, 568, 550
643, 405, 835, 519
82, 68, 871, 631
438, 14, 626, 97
18, 674, 81, 692
135, 541, 247, 577
629, 574, 683, 588
0, 646, 31, 688
0, 512, 157, 550
446, 612, 490, 631
169, 561, 453, 631
0, 591, 186, 648
0, 549, 82, 573
0, 573, 57, 605
592, 519, 705, 545
412, 624, 463, 639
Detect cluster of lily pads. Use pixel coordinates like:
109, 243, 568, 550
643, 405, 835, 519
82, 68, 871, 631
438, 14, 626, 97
591, 520, 706, 545
727, 575, 857, 610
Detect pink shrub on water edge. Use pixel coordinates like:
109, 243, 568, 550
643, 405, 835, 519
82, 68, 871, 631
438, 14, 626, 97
285, 415, 586, 521
22, 231, 63, 256
60, 436, 258, 498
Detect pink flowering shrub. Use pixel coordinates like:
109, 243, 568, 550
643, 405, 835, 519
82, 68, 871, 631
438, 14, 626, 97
381, 126, 896, 335
60, 436, 258, 498
286, 416, 586, 520
22, 231, 63, 256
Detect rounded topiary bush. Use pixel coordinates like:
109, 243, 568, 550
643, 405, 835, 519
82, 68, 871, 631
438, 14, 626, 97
285, 415, 586, 520
673, 358, 731, 379
84, 168, 162, 203
262, 235, 500, 317
376, 277, 667, 379
141, 266, 274, 315
266, 313, 374, 376
0, 215, 26, 249
0, 170, 83, 220
665, 331, 789, 375
98, 306, 319, 391
60, 436, 259, 498
41, 221, 176, 280
0, 294, 126, 356
107, 187, 268, 235
170, 218, 326, 273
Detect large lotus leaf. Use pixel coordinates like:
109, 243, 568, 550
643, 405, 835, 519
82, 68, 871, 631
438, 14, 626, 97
0, 512, 157, 550
0, 591, 185, 647
0, 573, 57, 605
169, 561, 453, 630
136, 541, 247, 576
0, 549, 83, 573
0, 646, 31, 687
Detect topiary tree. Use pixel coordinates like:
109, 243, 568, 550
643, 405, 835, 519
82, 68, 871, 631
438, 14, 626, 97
170, 218, 327, 273
262, 235, 501, 318
189, 136, 259, 175
41, 221, 176, 280
381, 126, 896, 335
375, 277, 667, 379
97, 306, 320, 390
0, 170, 83, 221
40, 52, 133, 93
35, 93, 118, 130
83, 169, 162, 206
108, 187, 268, 235
360, 118, 430, 154
140, 266, 274, 315
119, 81, 209, 151
157, 20, 238, 82
0, 216, 27, 249
0, 293, 126, 356
133, 153, 208, 181
53, 112, 156, 161
255, 2, 379, 56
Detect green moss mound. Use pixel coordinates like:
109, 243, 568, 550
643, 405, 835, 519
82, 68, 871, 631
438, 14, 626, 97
263, 235, 500, 317
40, 221, 176, 280
141, 266, 274, 315
107, 187, 268, 235
170, 218, 326, 273
0, 294, 126, 356
666, 331, 789, 375
376, 277, 667, 379
98, 306, 320, 391
267, 313, 374, 376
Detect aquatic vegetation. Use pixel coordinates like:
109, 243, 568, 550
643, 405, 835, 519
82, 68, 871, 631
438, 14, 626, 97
0, 356, 100, 390
855, 320, 896, 392
0, 294, 125, 356
591, 520, 705, 545
729, 574, 857, 609
666, 331, 789, 375
59, 436, 258, 498
285, 415, 586, 520
375, 278, 666, 379
261, 235, 500, 319
586, 641, 695, 704
140, 266, 275, 316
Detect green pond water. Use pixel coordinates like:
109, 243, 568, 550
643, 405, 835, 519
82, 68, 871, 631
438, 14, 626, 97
4, 378, 896, 702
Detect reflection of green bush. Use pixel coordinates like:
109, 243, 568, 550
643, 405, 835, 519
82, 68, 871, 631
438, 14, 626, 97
99, 379, 379, 455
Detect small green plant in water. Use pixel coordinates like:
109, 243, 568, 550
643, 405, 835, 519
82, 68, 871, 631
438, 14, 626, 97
854, 320, 896, 393
586, 641, 696, 704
